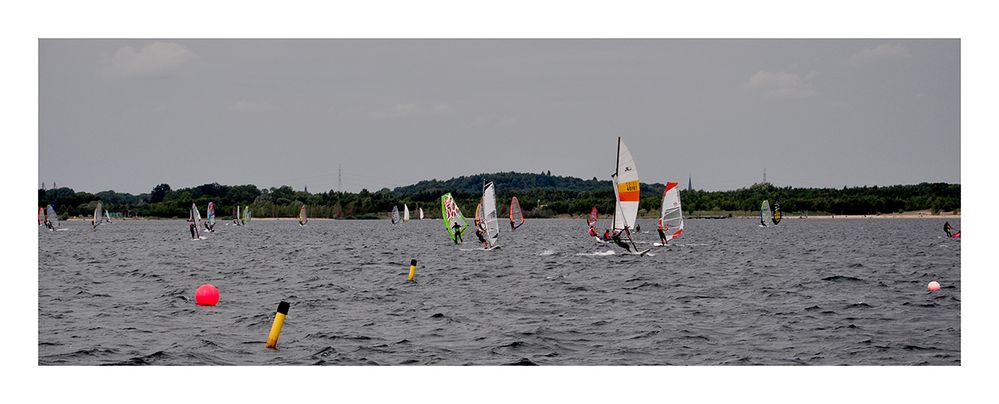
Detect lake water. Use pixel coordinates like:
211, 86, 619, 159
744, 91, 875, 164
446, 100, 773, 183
38, 218, 961, 365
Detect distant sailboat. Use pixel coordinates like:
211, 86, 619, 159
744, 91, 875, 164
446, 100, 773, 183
771, 198, 782, 225
243, 206, 251, 225
233, 205, 242, 226
481, 181, 500, 249
299, 205, 308, 226
104, 209, 112, 223
38, 207, 44, 226
206, 202, 216, 232
92, 201, 103, 230
440, 192, 468, 244
588, 206, 599, 228
509, 196, 524, 231
43, 204, 59, 231
403, 204, 410, 223
391, 205, 400, 224
419, 207, 424, 220
610, 137, 649, 255
655, 181, 684, 246
760, 200, 771, 227
190, 202, 203, 239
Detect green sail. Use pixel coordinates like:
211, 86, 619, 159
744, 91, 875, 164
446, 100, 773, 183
440, 193, 468, 242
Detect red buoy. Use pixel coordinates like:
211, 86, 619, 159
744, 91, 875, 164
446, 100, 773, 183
196, 284, 220, 306
927, 281, 941, 292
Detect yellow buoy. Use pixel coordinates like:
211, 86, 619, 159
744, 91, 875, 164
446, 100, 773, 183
408, 259, 417, 282
265, 301, 290, 349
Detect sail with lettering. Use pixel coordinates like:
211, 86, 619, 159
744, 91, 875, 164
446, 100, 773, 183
440, 193, 468, 243
612, 137, 640, 232
659, 181, 684, 241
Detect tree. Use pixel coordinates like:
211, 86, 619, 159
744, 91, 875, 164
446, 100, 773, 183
150, 184, 171, 203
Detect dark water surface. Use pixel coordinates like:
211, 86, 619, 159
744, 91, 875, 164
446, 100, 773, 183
38, 218, 961, 365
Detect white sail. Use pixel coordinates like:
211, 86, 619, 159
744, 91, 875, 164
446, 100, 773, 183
234, 205, 241, 225
244, 206, 251, 224
299, 205, 308, 226
482, 181, 500, 249
403, 204, 410, 223
760, 200, 771, 227
419, 207, 424, 220
191, 203, 203, 238
104, 209, 112, 223
46, 204, 59, 229
659, 181, 684, 241
92, 201, 103, 229
391, 205, 400, 224
612, 137, 640, 231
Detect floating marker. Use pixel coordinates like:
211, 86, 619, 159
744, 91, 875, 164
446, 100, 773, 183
195, 284, 219, 306
928, 281, 941, 292
408, 259, 417, 282
265, 301, 290, 349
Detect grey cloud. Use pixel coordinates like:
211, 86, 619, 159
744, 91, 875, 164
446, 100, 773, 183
848, 43, 911, 65
745, 70, 818, 98
100, 41, 196, 79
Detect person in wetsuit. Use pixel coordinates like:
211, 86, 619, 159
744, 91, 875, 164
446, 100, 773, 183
588, 225, 598, 238
452, 222, 463, 244
944, 222, 954, 238
657, 221, 669, 245
611, 229, 633, 252
475, 223, 488, 248
634, 222, 641, 232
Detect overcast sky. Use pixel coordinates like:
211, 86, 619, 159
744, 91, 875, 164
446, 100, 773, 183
38, 39, 959, 194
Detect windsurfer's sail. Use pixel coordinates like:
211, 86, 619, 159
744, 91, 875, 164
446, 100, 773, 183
440, 193, 468, 243
403, 204, 410, 223
509, 196, 524, 230
482, 181, 500, 249
104, 209, 112, 223
299, 205, 308, 226
243, 206, 251, 224
234, 205, 242, 226
419, 207, 424, 220
191, 203, 203, 238
391, 205, 400, 224
46, 204, 59, 229
38, 207, 44, 226
206, 202, 215, 231
760, 200, 771, 227
659, 181, 684, 241
92, 201, 103, 229
771, 198, 782, 225
588, 206, 599, 227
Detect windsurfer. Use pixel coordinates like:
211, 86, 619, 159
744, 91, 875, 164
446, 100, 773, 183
634, 223, 641, 232
475, 223, 488, 248
603, 229, 611, 241
611, 230, 632, 252
657, 223, 669, 245
452, 222, 463, 244
44, 218, 54, 231
588, 226, 598, 237
944, 222, 954, 238
188, 220, 197, 239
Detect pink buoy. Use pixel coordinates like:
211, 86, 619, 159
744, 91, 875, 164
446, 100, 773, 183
196, 284, 220, 306
927, 281, 941, 292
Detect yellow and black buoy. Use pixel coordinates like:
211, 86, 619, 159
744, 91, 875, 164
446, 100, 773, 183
408, 259, 417, 282
265, 301, 290, 349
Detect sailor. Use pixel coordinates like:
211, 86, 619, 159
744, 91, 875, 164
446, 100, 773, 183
44, 218, 54, 231
588, 225, 598, 238
944, 222, 953, 238
657, 222, 669, 245
510, 219, 516, 231
603, 229, 611, 241
452, 222, 463, 244
611, 229, 632, 252
634, 222, 641, 232
475, 223, 488, 248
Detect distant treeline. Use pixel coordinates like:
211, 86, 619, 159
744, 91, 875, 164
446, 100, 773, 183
37, 172, 960, 220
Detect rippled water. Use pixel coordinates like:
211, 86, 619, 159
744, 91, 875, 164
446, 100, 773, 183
38, 218, 961, 365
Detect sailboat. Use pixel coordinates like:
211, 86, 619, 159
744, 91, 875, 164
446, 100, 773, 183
760, 200, 771, 227
771, 198, 782, 225
419, 207, 424, 220
233, 205, 242, 226
190, 202, 204, 239
610, 137, 649, 255
205, 202, 216, 232
92, 201, 103, 230
509, 196, 524, 231
654, 181, 684, 246
38, 207, 44, 226
391, 205, 400, 224
104, 209, 112, 223
440, 193, 468, 244
479, 181, 500, 249
243, 206, 251, 225
403, 204, 410, 223
299, 205, 308, 226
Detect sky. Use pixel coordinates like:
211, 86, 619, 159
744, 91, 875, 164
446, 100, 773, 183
38, 39, 960, 194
